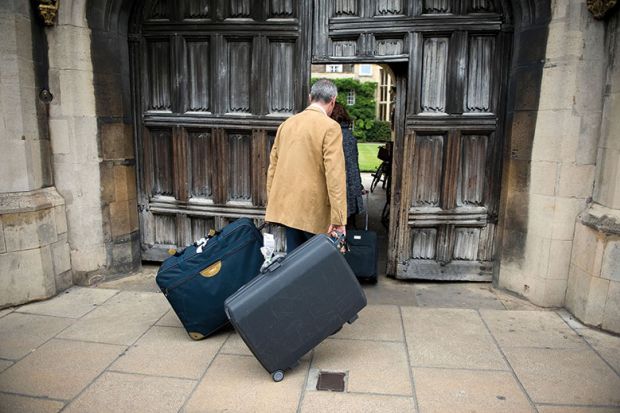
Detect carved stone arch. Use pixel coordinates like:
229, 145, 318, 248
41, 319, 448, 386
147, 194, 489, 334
82, 0, 552, 278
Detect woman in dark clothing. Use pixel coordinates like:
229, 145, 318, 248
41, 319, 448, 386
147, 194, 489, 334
331, 102, 364, 229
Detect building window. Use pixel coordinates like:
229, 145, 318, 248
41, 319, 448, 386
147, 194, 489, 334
326, 64, 343, 73
359, 64, 372, 76
378, 68, 393, 122
347, 90, 356, 105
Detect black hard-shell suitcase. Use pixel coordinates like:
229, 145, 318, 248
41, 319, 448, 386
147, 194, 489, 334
156, 218, 263, 340
224, 234, 367, 382
345, 193, 378, 282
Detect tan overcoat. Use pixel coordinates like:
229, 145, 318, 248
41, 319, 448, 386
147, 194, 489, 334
265, 106, 347, 234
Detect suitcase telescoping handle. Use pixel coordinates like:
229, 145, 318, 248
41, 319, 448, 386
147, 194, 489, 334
364, 190, 369, 231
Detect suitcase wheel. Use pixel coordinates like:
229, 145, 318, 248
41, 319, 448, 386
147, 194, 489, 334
272, 370, 285, 382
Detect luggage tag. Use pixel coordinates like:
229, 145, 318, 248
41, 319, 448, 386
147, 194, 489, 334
260, 233, 276, 272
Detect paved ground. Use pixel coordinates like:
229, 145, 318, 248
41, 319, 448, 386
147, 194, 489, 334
1, 281, 619, 413
1, 173, 619, 412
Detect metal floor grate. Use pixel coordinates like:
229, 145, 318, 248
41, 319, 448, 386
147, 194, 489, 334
316, 371, 346, 392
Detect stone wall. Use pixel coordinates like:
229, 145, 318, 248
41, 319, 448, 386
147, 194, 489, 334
565, 12, 620, 333
46, 3, 116, 282
498, 1, 606, 307
0, 1, 72, 307
88, 3, 141, 276
0, 189, 71, 306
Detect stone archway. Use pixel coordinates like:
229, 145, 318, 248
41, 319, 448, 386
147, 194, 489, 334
76, 0, 551, 285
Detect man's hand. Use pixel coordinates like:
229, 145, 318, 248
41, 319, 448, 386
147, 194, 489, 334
327, 224, 346, 237
327, 224, 347, 254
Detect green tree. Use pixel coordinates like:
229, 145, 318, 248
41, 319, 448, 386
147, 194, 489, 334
311, 78, 378, 141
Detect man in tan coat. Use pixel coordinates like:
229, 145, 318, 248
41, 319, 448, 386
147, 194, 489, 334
266, 79, 347, 252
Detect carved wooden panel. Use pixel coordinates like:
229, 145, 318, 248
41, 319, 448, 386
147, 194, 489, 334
189, 131, 213, 198
375, 0, 403, 16
466, 36, 494, 113
228, 40, 252, 113
421, 37, 448, 113
334, 0, 358, 17
154, 214, 176, 245
185, 0, 209, 18
146, 0, 169, 20
411, 135, 444, 207
470, 0, 495, 12
458, 135, 487, 206
423, 0, 450, 13
150, 129, 173, 196
134, 0, 307, 260
187, 40, 210, 112
374, 38, 404, 56
191, 217, 216, 241
411, 228, 437, 259
270, 0, 294, 18
333, 39, 357, 57
229, 0, 251, 18
270, 41, 295, 114
453, 228, 480, 260
227, 133, 252, 201
146, 40, 171, 111
478, 223, 495, 261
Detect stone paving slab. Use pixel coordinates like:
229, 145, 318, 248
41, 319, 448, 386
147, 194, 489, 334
15, 287, 118, 319
362, 277, 417, 306
576, 328, 620, 374
333, 304, 404, 342
110, 326, 228, 380
63, 372, 196, 413
220, 332, 253, 356
414, 283, 506, 310
493, 290, 543, 311
413, 367, 535, 413
0, 360, 13, 374
183, 354, 308, 413
0, 338, 125, 400
401, 307, 508, 370
57, 291, 169, 345
0, 308, 14, 319
0, 313, 74, 360
299, 391, 416, 413
480, 310, 585, 349
0, 392, 65, 413
556, 308, 588, 329
312, 338, 412, 396
504, 347, 620, 406
156, 309, 183, 328
220, 332, 311, 360
537, 406, 620, 413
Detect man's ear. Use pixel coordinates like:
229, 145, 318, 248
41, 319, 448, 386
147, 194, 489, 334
307, 95, 312, 105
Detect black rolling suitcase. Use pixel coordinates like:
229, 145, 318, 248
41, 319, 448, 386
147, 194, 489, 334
156, 218, 263, 340
224, 234, 367, 382
345, 193, 378, 282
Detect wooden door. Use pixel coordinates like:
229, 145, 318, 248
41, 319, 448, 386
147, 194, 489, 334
313, 0, 511, 280
130, 0, 311, 260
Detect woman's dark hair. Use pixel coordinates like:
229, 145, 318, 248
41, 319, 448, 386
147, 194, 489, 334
330, 102, 352, 124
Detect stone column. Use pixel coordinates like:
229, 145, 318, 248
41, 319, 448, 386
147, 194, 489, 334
0, 1, 72, 307
565, 12, 620, 333
499, 1, 605, 306
46, 2, 108, 280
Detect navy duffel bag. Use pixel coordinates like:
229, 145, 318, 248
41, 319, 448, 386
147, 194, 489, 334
156, 218, 264, 340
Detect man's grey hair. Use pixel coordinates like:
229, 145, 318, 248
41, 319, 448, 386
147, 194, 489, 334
310, 79, 338, 103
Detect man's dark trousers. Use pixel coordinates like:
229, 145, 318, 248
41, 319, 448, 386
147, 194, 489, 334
285, 226, 314, 253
